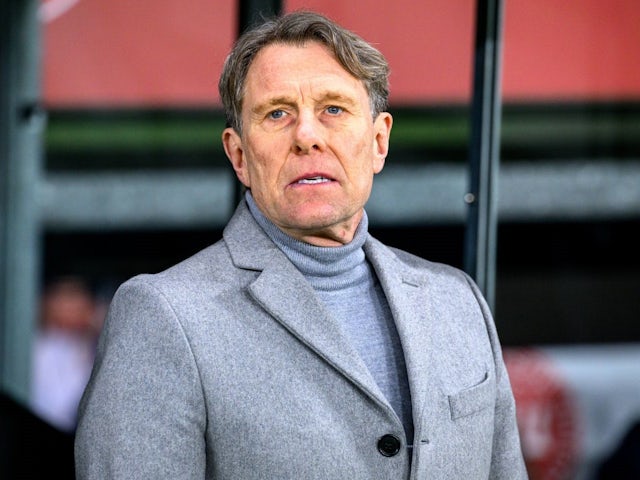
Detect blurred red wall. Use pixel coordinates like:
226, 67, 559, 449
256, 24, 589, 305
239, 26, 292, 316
41, 0, 640, 107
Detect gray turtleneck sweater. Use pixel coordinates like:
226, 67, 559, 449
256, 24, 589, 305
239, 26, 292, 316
246, 193, 414, 447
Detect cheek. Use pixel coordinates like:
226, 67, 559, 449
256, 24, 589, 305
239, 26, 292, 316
350, 138, 379, 175
243, 145, 281, 189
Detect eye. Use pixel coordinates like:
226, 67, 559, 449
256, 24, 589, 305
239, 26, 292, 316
269, 109, 286, 120
326, 105, 343, 115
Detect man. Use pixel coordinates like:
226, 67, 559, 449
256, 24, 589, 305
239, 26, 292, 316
75, 11, 527, 479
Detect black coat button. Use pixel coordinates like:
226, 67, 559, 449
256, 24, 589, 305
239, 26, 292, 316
377, 434, 401, 457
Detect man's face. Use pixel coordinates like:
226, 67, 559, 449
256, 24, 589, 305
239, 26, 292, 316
222, 41, 392, 246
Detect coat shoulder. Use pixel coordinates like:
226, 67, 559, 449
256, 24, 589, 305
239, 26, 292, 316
115, 237, 239, 305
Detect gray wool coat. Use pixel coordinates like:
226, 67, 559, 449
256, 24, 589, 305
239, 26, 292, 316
75, 200, 528, 479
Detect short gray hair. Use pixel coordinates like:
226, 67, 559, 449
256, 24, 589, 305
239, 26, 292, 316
218, 11, 390, 134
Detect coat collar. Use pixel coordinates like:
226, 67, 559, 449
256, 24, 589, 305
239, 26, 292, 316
223, 202, 388, 407
223, 201, 435, 419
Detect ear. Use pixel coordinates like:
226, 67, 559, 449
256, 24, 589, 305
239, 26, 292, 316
372, 112, 392, 174
222, 127, 251, 188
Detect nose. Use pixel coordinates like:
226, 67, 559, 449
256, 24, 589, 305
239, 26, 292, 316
292, 111, 325, 154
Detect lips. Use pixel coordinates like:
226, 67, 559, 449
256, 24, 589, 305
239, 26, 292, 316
291, 173, 335, 186
297, 176, 331, 184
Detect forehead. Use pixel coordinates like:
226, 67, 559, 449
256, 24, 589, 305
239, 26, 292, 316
243, 41, 368, 103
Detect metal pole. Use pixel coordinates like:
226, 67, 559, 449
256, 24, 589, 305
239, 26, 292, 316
237, 0, 282, 35
232, 0, 283, 209
463, 0, 504, 311
0, 0, 44, 404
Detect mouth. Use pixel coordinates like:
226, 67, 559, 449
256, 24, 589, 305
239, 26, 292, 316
291, 174, 335, 186
296, 176, 332, 185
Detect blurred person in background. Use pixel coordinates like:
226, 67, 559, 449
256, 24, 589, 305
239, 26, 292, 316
30, 276, 104, 432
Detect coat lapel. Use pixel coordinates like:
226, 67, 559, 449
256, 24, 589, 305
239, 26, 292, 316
223, 202, 391, 411
364, 238, 437, 420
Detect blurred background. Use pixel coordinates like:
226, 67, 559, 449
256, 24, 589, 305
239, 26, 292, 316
1, 0, 639, 478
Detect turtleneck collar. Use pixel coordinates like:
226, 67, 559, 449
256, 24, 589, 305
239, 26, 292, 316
245, 191, 370, 291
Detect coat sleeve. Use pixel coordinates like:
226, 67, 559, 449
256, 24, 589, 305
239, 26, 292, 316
75, 277, 207, 479
464, 274, 529, 479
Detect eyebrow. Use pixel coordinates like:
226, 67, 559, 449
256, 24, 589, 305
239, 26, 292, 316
251, 97, 296, 117
318, 91, 358, 106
